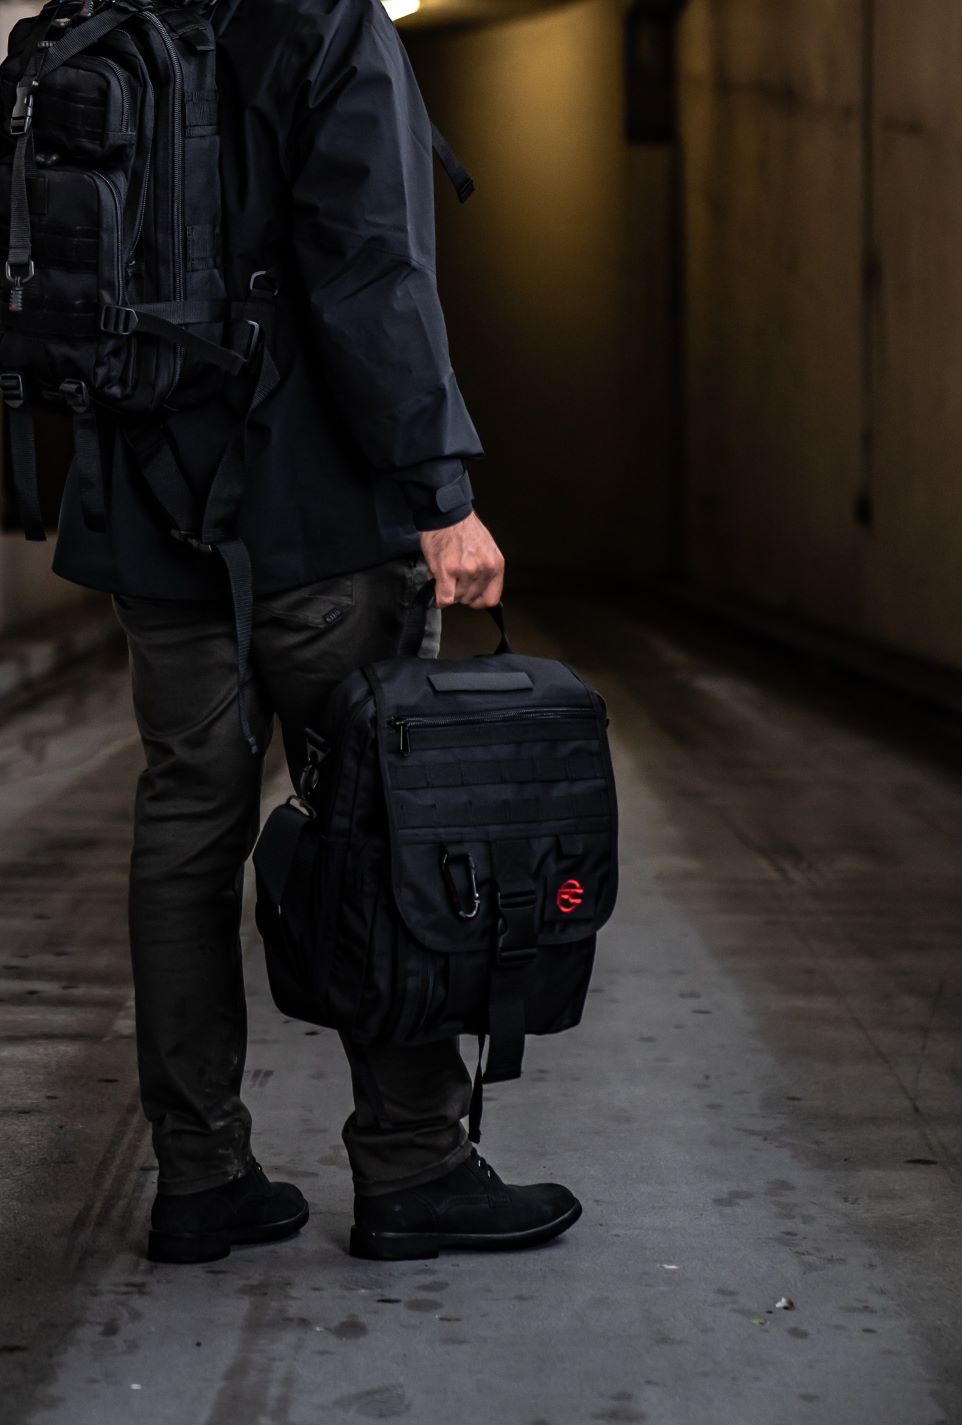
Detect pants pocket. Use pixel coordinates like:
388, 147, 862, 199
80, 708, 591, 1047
256, 573, 356, 629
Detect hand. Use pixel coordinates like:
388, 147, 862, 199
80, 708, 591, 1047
419, 510, 505, 608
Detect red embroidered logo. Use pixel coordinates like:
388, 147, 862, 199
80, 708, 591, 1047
556, 878, 584, 914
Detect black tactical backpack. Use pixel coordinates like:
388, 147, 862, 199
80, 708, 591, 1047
0, 0, 475, 751
253, 587, 619, 1141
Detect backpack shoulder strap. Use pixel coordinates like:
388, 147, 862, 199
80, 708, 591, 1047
122, 290, 280, 757
431, 123, 475, 204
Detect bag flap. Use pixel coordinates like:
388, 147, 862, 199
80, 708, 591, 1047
366, 652, 618, 954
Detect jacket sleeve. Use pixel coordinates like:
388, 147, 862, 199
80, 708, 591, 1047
287, 0, 483, 530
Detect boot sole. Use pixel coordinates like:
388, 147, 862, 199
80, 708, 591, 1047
349, 1200, 582, 1261
147, 1202, 310, 1265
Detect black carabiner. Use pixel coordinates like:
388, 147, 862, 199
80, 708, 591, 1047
441, 848, 481, 920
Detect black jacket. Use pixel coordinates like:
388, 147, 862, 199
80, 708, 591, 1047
51, 0, 483, 599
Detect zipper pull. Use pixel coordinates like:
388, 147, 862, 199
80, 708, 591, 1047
392, 719, 410, 755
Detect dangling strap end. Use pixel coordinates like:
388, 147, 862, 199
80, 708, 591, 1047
467, 1035, 485, 1145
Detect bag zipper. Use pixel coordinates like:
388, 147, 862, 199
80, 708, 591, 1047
390, 705, 595, 756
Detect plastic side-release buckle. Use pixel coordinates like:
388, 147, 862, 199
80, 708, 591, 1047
494, 885, 538, 965
10, 78, 38, 137
495, 941, 538, 968
0, 372, 25, 408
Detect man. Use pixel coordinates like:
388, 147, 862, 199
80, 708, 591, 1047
50, 0, 581, 1263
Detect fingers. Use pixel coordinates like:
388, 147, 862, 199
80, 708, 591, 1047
432, 564, 459, 608
462, 567, 504, 609
420, 513, 505, 609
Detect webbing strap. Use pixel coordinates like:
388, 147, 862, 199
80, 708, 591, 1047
468, 1034, 485, 1144
72, 407, 106, 533
6, 129, 34, 271
431, 123, 475, 204
482, 839, 537, 1087
36, 5, 131, 73
129, 299, 232, 324
484, 980, 527, 1084
122, 420, 197, 533
199, 336, 279, 542
214, 537, 258, 755
105, 302, 248, 375
121, 425, 259, 755
4, 398, 44, 540
397, 788, 609, 830
122, 289, 280, 756
390, 751, 603, 790
122, 430, 263, 756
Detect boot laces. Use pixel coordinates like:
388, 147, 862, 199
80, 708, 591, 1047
471, 1150, 494, 1181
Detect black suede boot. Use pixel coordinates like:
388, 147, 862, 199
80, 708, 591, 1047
148, 1160, 309, 1264
350, 1149, 582, 1261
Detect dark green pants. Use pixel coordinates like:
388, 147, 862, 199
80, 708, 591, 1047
112, 552, 473, 1198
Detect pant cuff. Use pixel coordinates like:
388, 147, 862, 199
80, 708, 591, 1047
351, 1138, 474, 1199
155, 1150, 255, 1197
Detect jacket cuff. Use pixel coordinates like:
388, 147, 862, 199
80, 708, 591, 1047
395, 459, 476, 532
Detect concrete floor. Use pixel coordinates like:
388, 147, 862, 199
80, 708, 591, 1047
1, 588, 961, 1425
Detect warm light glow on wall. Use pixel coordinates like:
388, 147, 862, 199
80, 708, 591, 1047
383, 0, 421, 19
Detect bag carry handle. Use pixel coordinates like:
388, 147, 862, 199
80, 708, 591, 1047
414, 576, 512, 656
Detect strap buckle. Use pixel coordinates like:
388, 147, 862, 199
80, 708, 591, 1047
59, 378, 89, 413
10, 79, 38, 137
248, 269, 278, 297
0, 372, 25, 409
5, 258, 34, 284
239, 318, 261, 362
170, 529, 214, 555
284, 793, 316, 821
441, 849, 481, 920
495, 941, 537, 967
100, 305, 139, 336
494, 884, 538, 964
298, 731, 331, 801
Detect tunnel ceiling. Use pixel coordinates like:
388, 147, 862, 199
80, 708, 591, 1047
398, 0, 580, 31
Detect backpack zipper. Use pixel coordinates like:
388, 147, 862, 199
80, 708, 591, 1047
95, 56, 130, 133
92, 164, 146, 273
390, 705, 595, 756
90, 170, 122, 295
72, 55, 131, 133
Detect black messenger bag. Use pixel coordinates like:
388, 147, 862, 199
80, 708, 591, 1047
252, 586, 619, 1141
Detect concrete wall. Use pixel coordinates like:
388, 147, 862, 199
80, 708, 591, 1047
0, 1, 93, 635
404, 0, 676, 583
679, 0, 962, 671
